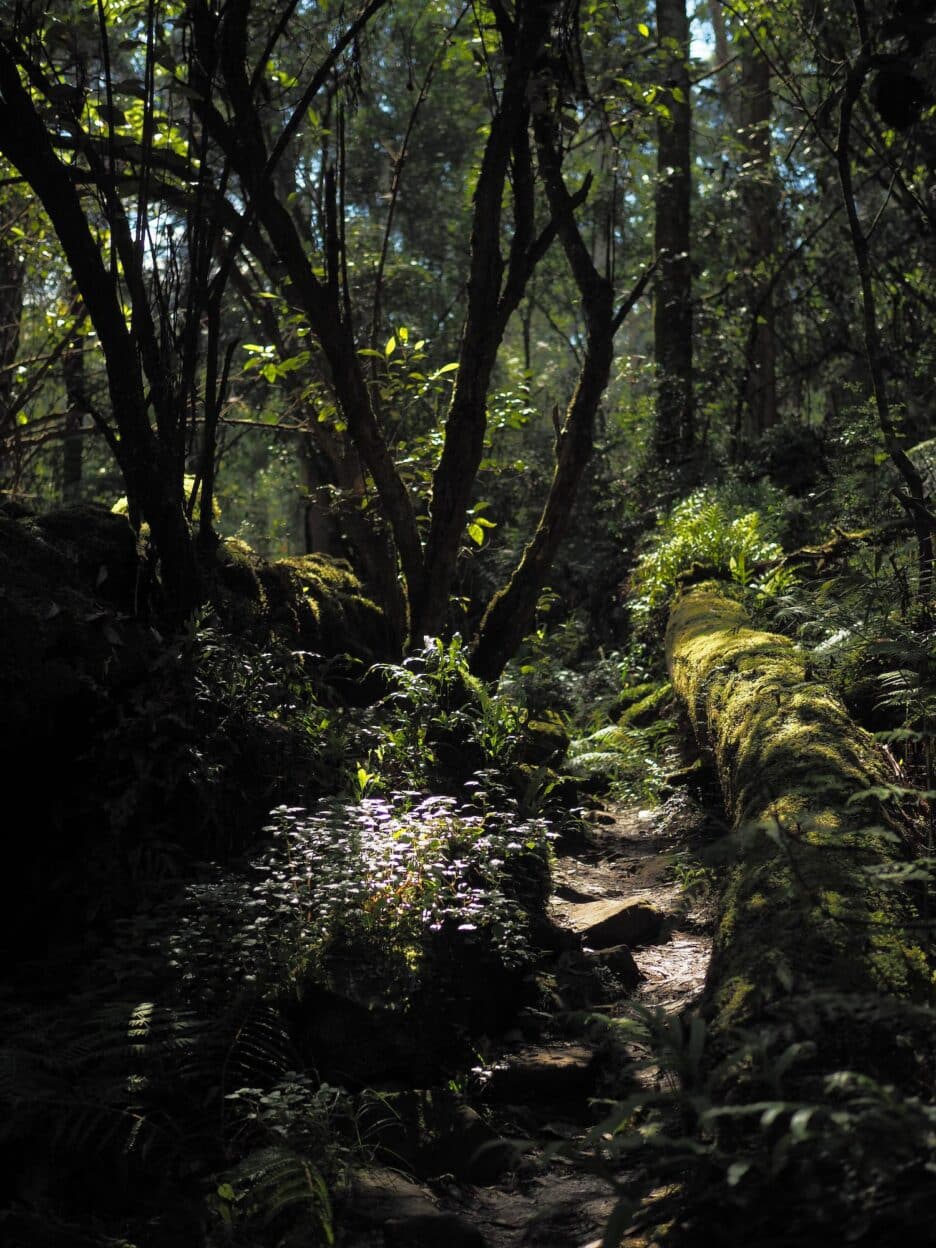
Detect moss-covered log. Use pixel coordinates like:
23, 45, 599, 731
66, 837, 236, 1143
665, 583, 930, 1037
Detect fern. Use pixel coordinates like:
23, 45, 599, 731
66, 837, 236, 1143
631, 487, 784, 617
567, 721, 670, 801
220, 1144, 334, 1243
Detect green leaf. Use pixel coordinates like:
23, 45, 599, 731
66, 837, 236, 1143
217, 1183, 236, 1201
385, 334, 396, 357
467, 522, 485, 545
431, 362, 459, 378
638, 22, 650, 37
726, 1160, 751, 1187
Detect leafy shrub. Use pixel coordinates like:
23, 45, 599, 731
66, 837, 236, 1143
365, 634, 528, 790
165, 795, 554, 1004
499, 609, 625, 719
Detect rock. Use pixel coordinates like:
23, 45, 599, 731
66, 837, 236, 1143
384, 1212, 488, 1247
484, 1044, 597, 1104
344, 1167, 438, 1227
565, 897, 665, 949
36, 504, 140, 609
584, 944, 643, 990
415, 1103, 515, 1184
359, 1091, 514, 1185
528, 912, 582, 954
519, 716, 570, 766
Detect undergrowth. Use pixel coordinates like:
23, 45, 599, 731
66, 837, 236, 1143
3, 624, 567, 1247
584, 995, 936, 1247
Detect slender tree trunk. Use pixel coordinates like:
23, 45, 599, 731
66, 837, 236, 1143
0, 200, 24, 490
738, 37, 778, 442
0, 41, 200, 615
471, 106, 654, 682
411, 0, 555, 640
197, 0, 423, 636
62, 302, 86, 504
836, 12, 934, 602
471, 300, 613, 681
653, 0, 694, 465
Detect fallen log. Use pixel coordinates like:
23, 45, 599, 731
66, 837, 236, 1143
665, 582, 930, 1039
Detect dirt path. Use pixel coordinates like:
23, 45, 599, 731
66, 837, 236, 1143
342, 794, 715, 1248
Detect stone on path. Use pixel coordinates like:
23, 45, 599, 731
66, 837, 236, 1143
584, 943, 643, 989
345, 1166, 438, 1223
565, 896, 665, 949
344, 1169, 489, 1246
484, 1043, 596, 1104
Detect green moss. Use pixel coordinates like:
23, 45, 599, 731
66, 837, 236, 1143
619, 680, 672, 728
714, 976, 756, 1030
207, 542, 392, 666
665, 582, 929, 1038
265, 554, 388, 661
519, 715, 570, 766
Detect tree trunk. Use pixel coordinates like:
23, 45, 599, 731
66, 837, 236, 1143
62, 311, 86, 504
471, 105, 627, 682
653, 0, 694, 465
410, 0, 555, 640
836, 42, 934, 602
0, 41, 200, 616
0, 198, 24, 490
471, 287, 614, 681
301, 434, 407, 655
665, 582, 927, 1038
737, 37, 778, 444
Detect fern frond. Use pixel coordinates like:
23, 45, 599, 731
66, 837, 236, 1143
226, 1144, 333, 1237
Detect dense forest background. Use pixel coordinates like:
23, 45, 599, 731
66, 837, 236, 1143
2, 1, 936, 1245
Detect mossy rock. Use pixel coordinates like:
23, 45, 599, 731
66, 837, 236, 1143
519, 715, 570, 766
35, 504, 140, 610
209, 541, 393, 667
665, 583, 930, 1045
263, 553, 391, 663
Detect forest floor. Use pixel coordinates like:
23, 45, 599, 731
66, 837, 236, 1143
340, 793, 718, 1248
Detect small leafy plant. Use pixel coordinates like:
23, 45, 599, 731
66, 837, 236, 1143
163, 793, 554, 1005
